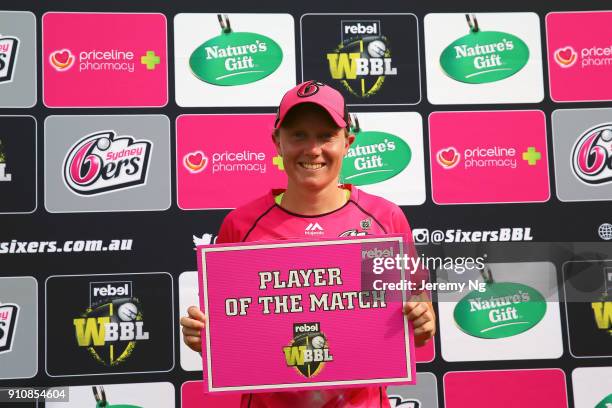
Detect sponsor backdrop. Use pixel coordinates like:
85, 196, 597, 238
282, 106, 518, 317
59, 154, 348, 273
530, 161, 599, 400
0, 0, 611, 407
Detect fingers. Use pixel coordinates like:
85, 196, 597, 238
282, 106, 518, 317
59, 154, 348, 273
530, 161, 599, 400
183, 335, 202, 353
414, 321, 436, 339
180, 307, 206, 330
403, 301, 428, 321
412, 310, 434, 329
188, 306, 207, 323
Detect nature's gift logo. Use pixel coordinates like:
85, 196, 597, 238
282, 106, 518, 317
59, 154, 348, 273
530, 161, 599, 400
341, 128, 411, 185
327, 20, 397, 98
436, 147, 460, 169
554, 46, 577, 68
0, 302, 19, 354
183, 151, 208, 173
283, 322, 333, 378
595, 394, 612, 408
92, 386, 143, 408
454, 282, 546, 339
73, 281, 150, 367
571, 124, 612, 185
49, 49, 75, 71
0, 35, 19, 82
189, 14, 283, 86
63, 131, 152, 196
440, 15, 529, 84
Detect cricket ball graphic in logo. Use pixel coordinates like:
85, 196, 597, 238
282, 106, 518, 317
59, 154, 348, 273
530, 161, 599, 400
554, 46, 577, 68
49, 49, 75, 71
0, 35, 19, 83
283, 322, 333, 378
436, 147, 460, 169
327, 20, 397, 98
571, 124, 612, 185
73, 281, 150, 367
63, 130, 152, 195
0, 302, 19, 354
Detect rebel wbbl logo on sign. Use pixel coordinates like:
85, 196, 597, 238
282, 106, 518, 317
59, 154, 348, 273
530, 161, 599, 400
301, 14, 420, 105
0, 35, 18, 83
0, 303, 19, 354
571, 124, 612, 185
46, 273, 174, 376
283, 322, 333, 378
63, 131, 152, 196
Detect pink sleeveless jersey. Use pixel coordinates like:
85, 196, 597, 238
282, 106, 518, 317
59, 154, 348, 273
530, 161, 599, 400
216, 186, 415, 408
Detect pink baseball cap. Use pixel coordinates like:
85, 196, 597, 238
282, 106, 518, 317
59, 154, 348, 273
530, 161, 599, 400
274, 80, 350, 129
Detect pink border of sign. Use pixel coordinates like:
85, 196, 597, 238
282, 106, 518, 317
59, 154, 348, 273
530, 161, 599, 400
196, 235, 416, 394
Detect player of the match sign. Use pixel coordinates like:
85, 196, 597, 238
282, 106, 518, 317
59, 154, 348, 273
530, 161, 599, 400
196, 235, 417, 394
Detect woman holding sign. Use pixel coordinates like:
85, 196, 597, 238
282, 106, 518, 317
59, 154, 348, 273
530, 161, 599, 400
181, 80, 436, 408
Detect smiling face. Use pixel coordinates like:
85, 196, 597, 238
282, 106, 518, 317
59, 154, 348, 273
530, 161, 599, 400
273, 103, 355, 193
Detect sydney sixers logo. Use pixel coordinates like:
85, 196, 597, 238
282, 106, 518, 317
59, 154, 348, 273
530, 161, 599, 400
297, 80, 324, 97
571, 124, 612, 185
63, 131, 152, 195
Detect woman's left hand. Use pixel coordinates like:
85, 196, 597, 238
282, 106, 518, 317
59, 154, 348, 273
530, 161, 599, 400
403, 297, 436, 347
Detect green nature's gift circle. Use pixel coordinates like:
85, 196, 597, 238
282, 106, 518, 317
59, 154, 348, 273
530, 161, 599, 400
453, 282, 546, 339
190, 31, 283, 86
595, 394, 612, 408
341, 130, 411, 186
440, 31, 529, 84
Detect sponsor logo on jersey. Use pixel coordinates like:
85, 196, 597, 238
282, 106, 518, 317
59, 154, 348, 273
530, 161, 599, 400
283, 322, 333, 378
305, 222, 324, 236
0, 35, 19, 83
63, 130, 152, 196
73, 281, 150, 366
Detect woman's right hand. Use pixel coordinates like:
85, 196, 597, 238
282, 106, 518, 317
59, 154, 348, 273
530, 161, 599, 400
180, 306, 207, 353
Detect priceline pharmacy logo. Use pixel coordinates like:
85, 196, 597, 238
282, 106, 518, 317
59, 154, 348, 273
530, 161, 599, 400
436, 146, 542, 170
412, 227, 534, 244
554, 45, 611, 69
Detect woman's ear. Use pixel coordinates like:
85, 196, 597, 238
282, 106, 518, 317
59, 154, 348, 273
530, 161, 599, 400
271, 130, 282, 156
345, 131, 356, 149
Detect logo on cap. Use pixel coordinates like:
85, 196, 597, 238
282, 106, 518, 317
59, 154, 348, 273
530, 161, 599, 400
297, 80, 325, 97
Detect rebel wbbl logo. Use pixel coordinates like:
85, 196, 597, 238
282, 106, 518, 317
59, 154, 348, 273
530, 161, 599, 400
73, 281, 150, 367
327, 20, 397, 98
63, 131, 152, 195
0, 302, 19, 354
0, 35, 18, 83
283, 322, 333, 378
571, 124, 612, 185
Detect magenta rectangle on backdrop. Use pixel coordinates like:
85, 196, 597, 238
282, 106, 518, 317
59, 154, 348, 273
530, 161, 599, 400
197, 235, 416, 394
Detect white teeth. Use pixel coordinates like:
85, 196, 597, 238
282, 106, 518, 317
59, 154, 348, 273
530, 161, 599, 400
301, 163, 324, 169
